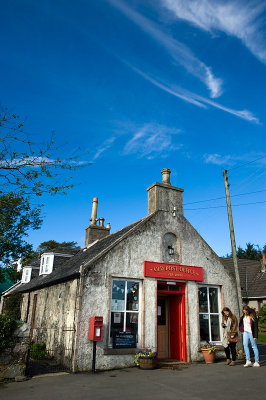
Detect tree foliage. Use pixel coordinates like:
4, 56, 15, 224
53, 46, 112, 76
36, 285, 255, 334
0, 192, 42, 265
0, 109, 90, 267
236, 243, 266, 260
22, 240, 80, 266
3, 292, 23, 320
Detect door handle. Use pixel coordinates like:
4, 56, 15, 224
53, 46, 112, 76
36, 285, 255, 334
171, 331, 175, 334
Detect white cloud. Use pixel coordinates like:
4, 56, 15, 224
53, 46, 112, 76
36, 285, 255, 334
108, 0, 223, 97
92, 137, 116, 160
123, 124, 182, 158
161, 0, 266, 63
203, 153, 233, 165
127, 64, 259, 123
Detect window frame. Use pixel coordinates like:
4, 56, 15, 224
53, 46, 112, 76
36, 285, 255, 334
198, 285, 222, 345
39, 254, 54, 275
22, 267, 32, 283
109, 278, 142, 349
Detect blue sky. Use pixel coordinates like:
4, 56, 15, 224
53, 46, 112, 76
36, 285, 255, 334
1, 0, 265, 257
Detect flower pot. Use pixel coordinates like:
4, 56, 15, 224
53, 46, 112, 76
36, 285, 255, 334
138, 357, 157, 369
201, 349, 215, 364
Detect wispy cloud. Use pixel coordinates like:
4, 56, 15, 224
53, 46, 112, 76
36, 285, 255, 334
127, 64, 259, 123
203, 153, 234, 165
92, 137, 116, 160
108, 0, 222, 98
203, 152, 266, 166
123, 123, 182, 159
161, 0, 266, 63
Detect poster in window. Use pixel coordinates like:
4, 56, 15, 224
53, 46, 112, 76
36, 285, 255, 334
114, 312, 121, 324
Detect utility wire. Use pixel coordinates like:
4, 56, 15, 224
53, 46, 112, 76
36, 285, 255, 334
184, 200, 266, 211
227, 155, 266, 172
183, 189, 266, 206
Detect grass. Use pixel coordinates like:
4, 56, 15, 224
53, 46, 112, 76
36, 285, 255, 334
258, 333, 266, 342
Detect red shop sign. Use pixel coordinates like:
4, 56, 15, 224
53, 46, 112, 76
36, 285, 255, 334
144, 261, 204, 281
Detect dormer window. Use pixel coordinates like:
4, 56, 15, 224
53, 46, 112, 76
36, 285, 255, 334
22, 267, 32, 283
40, 254, 54, 275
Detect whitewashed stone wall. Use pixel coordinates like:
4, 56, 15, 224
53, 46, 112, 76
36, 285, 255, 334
76, 210, 238, 370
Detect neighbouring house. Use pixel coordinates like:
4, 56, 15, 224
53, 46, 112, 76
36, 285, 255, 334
220, 255, 266, 311
17, 169, 240, 371
0, 248, 79, 316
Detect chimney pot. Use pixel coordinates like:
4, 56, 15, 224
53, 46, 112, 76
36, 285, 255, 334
99, 217, 105, 227
90, 197, 98, 225
161, 168, 171, 185
106, 222, 111, 230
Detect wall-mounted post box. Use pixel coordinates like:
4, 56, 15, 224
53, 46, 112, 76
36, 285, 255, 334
89, 316, 103, 341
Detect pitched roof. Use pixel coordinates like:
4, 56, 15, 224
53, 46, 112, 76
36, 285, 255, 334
219, 258, 266, 298
18, 214, 155, 293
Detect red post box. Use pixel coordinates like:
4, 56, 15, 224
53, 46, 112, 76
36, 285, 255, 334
89, 316, 103, 341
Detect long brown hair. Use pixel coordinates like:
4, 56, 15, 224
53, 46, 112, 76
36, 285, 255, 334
242, 305, 256, 318
221, 307, 234, 319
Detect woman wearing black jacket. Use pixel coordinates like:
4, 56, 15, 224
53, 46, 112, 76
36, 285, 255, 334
239, 305, 260, 367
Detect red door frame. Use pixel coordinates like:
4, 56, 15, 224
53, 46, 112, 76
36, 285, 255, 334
157, 282, 187, 361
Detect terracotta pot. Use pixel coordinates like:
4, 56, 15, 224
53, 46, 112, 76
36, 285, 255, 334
139, 357, 157, 369
201, 349, 216, 364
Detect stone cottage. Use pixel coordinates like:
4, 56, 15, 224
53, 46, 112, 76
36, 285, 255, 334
18, 169, 239, 371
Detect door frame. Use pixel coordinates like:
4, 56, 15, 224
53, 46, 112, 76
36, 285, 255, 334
157, 281, 187, 361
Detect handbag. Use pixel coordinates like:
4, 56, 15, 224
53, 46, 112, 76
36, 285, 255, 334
227, 332, 238, 343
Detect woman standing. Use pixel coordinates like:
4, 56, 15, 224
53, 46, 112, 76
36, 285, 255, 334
222, 307, 238, 366
239, 305, 260, 367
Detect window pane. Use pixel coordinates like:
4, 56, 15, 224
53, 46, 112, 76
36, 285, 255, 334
200, 314, 210, 342
210, 315, 221, 341
157, 298, 166, 326
209, 287, 218, 313
111, 280, 125, 311
199, 287, 208, 313
126, 281, 139, 311
110, 312, 124, 346
126, 313, 138, 343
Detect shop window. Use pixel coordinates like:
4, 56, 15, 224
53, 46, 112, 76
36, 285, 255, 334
109, 279, 141, 349
198, 285, 221, 344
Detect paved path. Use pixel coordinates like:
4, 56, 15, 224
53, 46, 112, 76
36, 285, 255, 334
1, 344, 266, 400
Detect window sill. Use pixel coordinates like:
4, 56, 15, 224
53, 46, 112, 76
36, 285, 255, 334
104, 348, 138, 355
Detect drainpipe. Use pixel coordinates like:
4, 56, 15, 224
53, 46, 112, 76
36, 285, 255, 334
72, 265, 87, 372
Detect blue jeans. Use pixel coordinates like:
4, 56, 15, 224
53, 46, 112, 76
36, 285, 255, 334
243, 331, 259, 362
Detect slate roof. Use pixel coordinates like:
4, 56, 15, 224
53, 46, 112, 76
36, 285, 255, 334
220, 258, 266, 298
17, 214, 155, 293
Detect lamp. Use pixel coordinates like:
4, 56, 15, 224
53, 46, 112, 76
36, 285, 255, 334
168, 245, 174, 255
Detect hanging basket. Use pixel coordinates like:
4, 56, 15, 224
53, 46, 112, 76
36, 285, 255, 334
201, 349, 216, 364
138, 357, 157, 369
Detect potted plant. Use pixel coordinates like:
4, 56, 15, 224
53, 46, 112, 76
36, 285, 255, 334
200, 342, 216, 364
134, 349, 158, 369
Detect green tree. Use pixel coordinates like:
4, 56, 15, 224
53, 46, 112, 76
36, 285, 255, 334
236, 243, 266, 260
22, 240, 80, 266
0, 109, 90, 270
0, 193, 42, 265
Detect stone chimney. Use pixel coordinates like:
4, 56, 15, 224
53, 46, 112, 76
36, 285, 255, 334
85, 198, 110, 247
147, 168, 184, 215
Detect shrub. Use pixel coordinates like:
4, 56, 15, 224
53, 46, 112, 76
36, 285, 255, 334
0, 315, 18, 352
258, 304, 266, 324
3, 292, 23, 320
29, 342, 47, 360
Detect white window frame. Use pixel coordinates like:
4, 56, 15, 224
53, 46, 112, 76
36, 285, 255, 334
22, 267, 32, 283
109, 278, 142, 349
39, 254, 54, 275
198, 285, 222, 345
